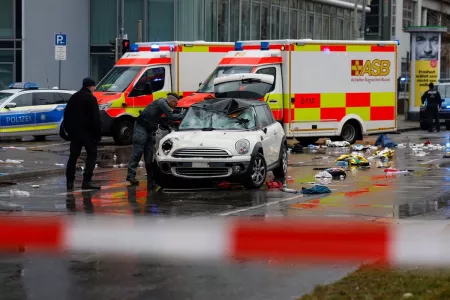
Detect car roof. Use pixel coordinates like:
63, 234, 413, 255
192, 98, 267, 114
0, 88, 75, 93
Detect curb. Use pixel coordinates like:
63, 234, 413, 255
0, 167, 123, 183
395, 126, 421, 133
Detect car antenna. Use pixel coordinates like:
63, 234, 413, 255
45, 67, 50, 88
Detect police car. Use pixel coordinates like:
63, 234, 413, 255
0, 82, 76, 140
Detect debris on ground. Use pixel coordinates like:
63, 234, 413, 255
301, 185, 332, 195
281, 187, 299, 194
314, 171, 332, 179
335, 161, 349, 169
375, 134, 397, 148
54, 163, 64, 166
30, 185, 40, 188
2, 146, 27, 150
351, 144, 370, 151
335, 153, 370, 167
324, 168, 346, 179
267, 181, 283, 189
372, 148, 395, 161
3, 159, 23, 164
291, 144, 304, 153
9, 190, 30, 197
384, 168, 412, 174
326, 140, 350, 147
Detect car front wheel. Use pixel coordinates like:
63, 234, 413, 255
272, 144, 288, 178
243, 153, 267, 189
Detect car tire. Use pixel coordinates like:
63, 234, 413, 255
33, 135, 46, 141
272, 144, 288, 179
243, 153, 267, 189
113, 120, 134, 146
340, 121, 361, 144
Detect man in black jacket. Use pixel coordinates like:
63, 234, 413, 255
64, 78, 102, 190
126, 93, 184, 187
421, 82, 443, 132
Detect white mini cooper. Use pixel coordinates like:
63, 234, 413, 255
155, 73, 288, 189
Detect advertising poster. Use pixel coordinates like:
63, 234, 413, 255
412, 31, 441, 108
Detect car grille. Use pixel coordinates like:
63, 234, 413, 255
174, 167, 231, 177
172, 148, 231, 158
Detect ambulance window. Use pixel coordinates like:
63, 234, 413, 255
254, 105, 270, 128
136, 67, 166, 92
256, 67, 276, 91
11, 93, 33, 107
33, 93, 56, 105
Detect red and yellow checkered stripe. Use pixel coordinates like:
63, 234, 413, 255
282, 92, 396, 123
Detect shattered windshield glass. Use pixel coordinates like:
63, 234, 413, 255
179, 107, 256, 131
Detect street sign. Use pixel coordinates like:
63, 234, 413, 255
55, 33, 67, 61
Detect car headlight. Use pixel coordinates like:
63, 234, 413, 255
99, 103, 112, 110
235, 139, 250, 155
161, 139, 173, 155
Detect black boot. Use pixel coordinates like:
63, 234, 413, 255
127, 177, 139, 185
81, 181, 101, 190
67, 181, 74, 191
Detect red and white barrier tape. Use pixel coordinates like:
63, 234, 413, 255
0, 216, 449, 266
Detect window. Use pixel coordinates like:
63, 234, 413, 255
264, 105, 276, 124
255, 105, 270, 128
241, 0, 251, 40
124, 0, 144, 43
337, 8, 344, 40
271, 4, 280, 39
307, 3, 314, 38
97, 66, 142, 92
256, 67, 276, 92
229, 0, 240, 42
0, 0, 13, 37
323, 5, 330, 39
206, 0, 218, 41
198, 66, 254, 92
218, 0, 230, 41
251, 1, 261, 40
90, 55, 115, 83
314, 4, 322, 39
33, 93, 56, 106
11, 93, 33, 107
0, 64, 13, 90
148, 0, 174, 41
281, 6, 289, 38
391, 0, 396, 38
403, 0, 414, 28
90, 0, 117, 44
343, 10, 350, 39
330, 6, 336, 39
57, 93, 72, 104
289, 8, 298, 38
261, 0, 270, 39
135, 67, 166, 92
298, 1, 306, 38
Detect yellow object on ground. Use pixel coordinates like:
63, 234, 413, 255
335, 153, 370, 166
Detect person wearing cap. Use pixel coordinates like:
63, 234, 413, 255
126, 93, 185, 187
64, 77, 102, 190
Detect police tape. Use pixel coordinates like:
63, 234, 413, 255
1, 216, 449, 265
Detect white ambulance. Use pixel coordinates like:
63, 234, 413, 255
94, 41, 234, 145
176, 39, 398, 145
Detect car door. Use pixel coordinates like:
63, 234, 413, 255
254, 105, 276, 166
1, 92, 35, 135
128, 66, 168, 109
264, 104, 282, 158
32, 92, 64, 134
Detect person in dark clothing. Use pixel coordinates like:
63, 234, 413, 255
126, 93, 184, 187
64, 77, 102, 191
421, 82, 442, 132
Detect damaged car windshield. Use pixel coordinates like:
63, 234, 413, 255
179, 107, 256, 130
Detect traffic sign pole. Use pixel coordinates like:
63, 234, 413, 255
55, 33, 67, 88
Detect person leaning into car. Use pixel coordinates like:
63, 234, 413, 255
421, 82, 442, 133
126, 93, 185, 187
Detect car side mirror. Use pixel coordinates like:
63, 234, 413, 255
5, 102, 16, 109
199, 82, 202, 87
262, 128, 267, 134
144, 82, 153, 95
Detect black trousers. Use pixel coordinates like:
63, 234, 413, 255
66, 139, 98, 182
426, 106, 440, 132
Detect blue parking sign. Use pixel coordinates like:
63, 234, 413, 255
55, 34, 67, 46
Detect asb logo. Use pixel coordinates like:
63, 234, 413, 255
351, 59, 390, 76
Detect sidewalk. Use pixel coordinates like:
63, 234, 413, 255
396, 114, 420, 132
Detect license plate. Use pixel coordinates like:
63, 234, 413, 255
192, 162, 209, 168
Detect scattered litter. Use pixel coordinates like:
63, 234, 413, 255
30, 185, 40, 188
403, 293, 413, 299
2, 146, 26, 150
4, 159, 23, 164
315, 171, 332, 179
351, 144, 370, 151
335, 161, 349, 169
372, 148, 395, 161
375, 134, 397, 148
384, 168, 411, 174
9, 190, 30, 197
113, 154, 117, 161
291, 144, 304, 153
324, 167, 347, 179
0, 160, 3, 163
267, 181, 283, 189
113, 164, 119, 168
119, 163, 127, 168
335, 153, 370, 167
55, 163, 64, 166
301, 185, 332, 195
95, 164, 98, 168
415, 151, 428, 157
326, 140, 350, 147
281, 187, 298, 194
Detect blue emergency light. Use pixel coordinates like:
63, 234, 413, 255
261, 41, 270, 50
130, 44, 139, 52
8, 82, 39, 90
151, 44, 160, 52
234, 42, 243, 51
395, 39, 400, 45
400, 77, 406, 82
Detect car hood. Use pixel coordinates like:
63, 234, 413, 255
160, 130, 260, 154
177, 93, 215, 108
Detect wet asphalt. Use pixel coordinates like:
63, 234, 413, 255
1, 130, 450, 299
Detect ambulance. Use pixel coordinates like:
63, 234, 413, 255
176, 39, 398, 145
95, 41, 234, 145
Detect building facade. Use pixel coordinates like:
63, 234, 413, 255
1, 0, 369, 90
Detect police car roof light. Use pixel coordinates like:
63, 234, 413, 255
395, 39, 400, 45
8, 82, 39, 90
234, 42, 243, 51
150, 44, 160, 52
130, 44, 139, 52
261, 41, 270, 50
